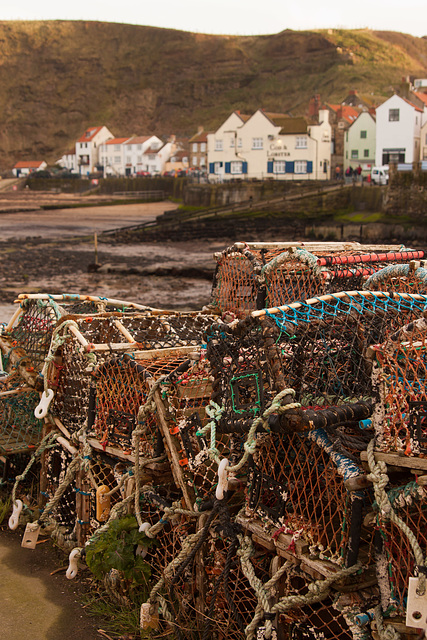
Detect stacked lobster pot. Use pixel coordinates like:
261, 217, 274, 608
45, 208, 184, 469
0, 294, 152, 493
199, 290, 427, 640
4, 241, 427, 640
361, 313, 427, 630
209, 241, 425, 319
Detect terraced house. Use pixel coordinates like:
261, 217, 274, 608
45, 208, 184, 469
207, 109, 331, 181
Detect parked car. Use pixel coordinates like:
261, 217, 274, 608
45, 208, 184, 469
136, 171, 151, 177
371, 165, 389, 185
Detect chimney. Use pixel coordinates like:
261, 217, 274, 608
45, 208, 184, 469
308, 94, 320, 117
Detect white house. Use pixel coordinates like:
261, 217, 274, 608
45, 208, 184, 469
207, 109, 331, 181
12, 160, 47, 177
122, 136, 163, 175
76, 125, 114, 176
344, 111, 376, 175
57, 149, 77, 173
375, 95, 423, 166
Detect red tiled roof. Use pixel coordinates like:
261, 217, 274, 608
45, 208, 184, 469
403, 96, 423, 112
13, 160, 44, 169
77, 126, 104, 143
104, 137, 131, 145
325, 104, 361, 123
414, 91, 427, 107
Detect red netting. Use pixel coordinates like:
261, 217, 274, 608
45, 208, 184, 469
210, 244, 425, 319
371, 315, 427, 455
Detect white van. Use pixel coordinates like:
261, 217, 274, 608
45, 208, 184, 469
371, 165, 389, 185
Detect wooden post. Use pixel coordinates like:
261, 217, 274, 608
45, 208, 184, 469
94, 232, 98, 266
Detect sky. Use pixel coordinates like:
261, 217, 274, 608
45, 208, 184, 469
1, 0, 426, 38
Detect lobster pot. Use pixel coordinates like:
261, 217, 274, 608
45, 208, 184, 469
252, 292, 427, 409
364, 263, 427, 295
371, 316, 427, 455
4, 298, 61, 370
82, 451, 131, 542
210, 243, 423, 319
93, 351, 203, 455
246, 430, 371, 566
154, 355, 224, 502
48, 312, 217, 437
276, 564, 378, 640
118, 311, 219, 349
151, 514, 200, 639
375, 480, 427, 618
202, 531, 271, 640
43, 439, 78, 536
0, 382, 43, 456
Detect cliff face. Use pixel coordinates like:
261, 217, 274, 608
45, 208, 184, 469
0, 20, 426, 169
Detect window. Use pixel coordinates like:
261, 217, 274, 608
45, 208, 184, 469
274, 161, 286, 174
230, 161, 242, 174
214, 162, 222, 174
114, 145, 120, 151
137, 144, 142, 151
360, 130, 367, 139
126, 156, 131, 164
351, 150, 359, 159
192, 143, 198, 152
364, 149, 369, 157
389, 109, 400, 122
252, 137, 263, 149
200, 158, 206, 166
294, 160, 307, 174
137, 156, 142, 163
114, 156, 121, 163
295, 136, 308, 149
215, 139, 223, 151
201, 143, 206, 152
192, 156, 198, 166
230, 137, 235, 148
237, 138, 242, 148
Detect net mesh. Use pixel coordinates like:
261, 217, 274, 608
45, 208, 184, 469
206, 293, 427, 428
376, 480, 427, 618
210, 244, 425, 319
371, 315, 427, 455
0, 377, 43, 455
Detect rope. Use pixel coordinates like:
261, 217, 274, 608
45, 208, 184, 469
201, 389, 300, 476
366, 439, 426, 595
40, 319, 80, 394
238, 534, 362, 640
133, 374, 168, 529
373, 604, 402, 640
11, 431, 59, 507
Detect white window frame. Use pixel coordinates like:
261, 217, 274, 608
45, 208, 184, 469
215, 139, 223, 151
230, 161, 243, 174
252, 137, 263, 150
201, 143, 206, 152
274, 161, 286, 174
295, 136, 307, 149
351, 150, 359, 159
192, 143, 198, 152
214, 162, 222, 174
389, 109, 400, 122
294, 160, 307, 174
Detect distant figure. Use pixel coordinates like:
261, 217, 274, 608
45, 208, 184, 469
335, 165, 341, 181
356, 165, 362, 183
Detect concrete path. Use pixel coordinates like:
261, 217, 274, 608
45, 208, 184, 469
0, 529, 104, 639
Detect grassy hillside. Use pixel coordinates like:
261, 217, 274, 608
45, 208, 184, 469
0, 21, 426, 169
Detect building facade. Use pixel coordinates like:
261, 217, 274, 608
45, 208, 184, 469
375, 95, 423, 166
75, 126, 114, 175
207, 109, 331, 181
344, 112, 376, 176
